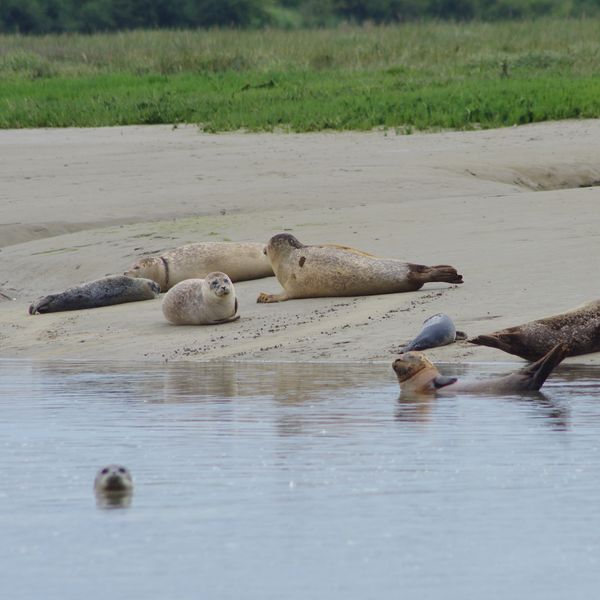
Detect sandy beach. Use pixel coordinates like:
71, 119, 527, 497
1, 120, 599, 364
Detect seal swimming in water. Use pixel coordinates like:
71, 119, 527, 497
125, 242, 273, 291
402, 313, 467, 351
94, 464, 134, 509
469, 300, 600, 361
257, 233, 463, 303
29, 276, 160, 314
392, 343, 568, 395
162, 272, 239, 325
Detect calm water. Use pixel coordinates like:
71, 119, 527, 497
1, 359, 600, 600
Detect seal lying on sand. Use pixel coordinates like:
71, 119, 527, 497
125, 242, 273, 291
29, 276, 160, 314
162, 272, 239, 325
257, 233, 463, 303
392, 343, 568, 395
402, 313, 467, 351
469, 300, 600, 361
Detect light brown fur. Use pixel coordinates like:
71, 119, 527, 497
257, 233, 463, 303
162, 272, 239, 325
393, 344, 568, 395
125, 242, 273, 291
469, 300, 600, 361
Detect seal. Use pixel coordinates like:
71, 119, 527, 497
29, 275, 160, 314
162, 272, 239, 325
125, 242, 273, 291
257, 233, 463, 303
94, 464, 134, 494
392, 343, 568, 395
402, 313, 467, 352
469, 300, 600, 361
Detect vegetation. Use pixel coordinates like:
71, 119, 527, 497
1, 19, 600, 131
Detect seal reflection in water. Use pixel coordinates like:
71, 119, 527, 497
392, 343, 568, 395
469, 300, 600, 361
29, 276, 160, 314
257, 233, 463, 303
162, 272, 239, 325
94, 464, 134, 509
125, 241, 273, 291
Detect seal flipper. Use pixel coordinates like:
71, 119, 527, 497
455, 331, 468, 341
433, 376, 457, 389
517, 343, 569, 391
469, 331, 540, 361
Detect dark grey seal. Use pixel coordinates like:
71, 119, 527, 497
29, 275, 160, 314
402, 313, 466, 352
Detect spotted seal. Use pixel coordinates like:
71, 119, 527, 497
162, 272, 239, 325
257, 233, 463, 303
29, 276, 160, 314
402, 313, 467, 351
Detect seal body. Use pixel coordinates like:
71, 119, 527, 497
469, 300, 600, 360
257, 233, 463, 303
94, 464, 134, 494
162, 272, 239, 325
29, 276, 160, 314
403, 313, 466, 351
392, 343, 568, 395
125, 242, 273, 291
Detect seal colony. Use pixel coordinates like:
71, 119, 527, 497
469, 300, 600, 361
162, 272, 239, 325
125, 241, 273, 291
257, 233, 463, 303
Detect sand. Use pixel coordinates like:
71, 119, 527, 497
1, 120, 599, 365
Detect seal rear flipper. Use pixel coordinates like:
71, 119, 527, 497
468, 332, 541, 361
455, 330, 468, 341
411, 264, 463, 286
518, 343, 569, 391
433, 376, 458, 389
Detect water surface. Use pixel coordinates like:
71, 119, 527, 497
1, 359, 600, 599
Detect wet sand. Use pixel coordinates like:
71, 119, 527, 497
1, 120, 599, 364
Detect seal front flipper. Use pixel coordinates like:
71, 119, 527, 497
433, 376, 457, 389
257, 291, 290, 303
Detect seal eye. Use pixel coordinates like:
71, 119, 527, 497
118, 467, 126, 474
101, 468, 109, 475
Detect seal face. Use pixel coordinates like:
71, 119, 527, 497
94, 464, 134, 494
125, 242, 273, 291
29, 276, 160, 314
257, 233, 463, 303
393, 343, 568, 395
403, 313, 462, 352
469, 300, 600, 360
162, 272, 239, 325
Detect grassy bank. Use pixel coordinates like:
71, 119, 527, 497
1, 19, 600, 131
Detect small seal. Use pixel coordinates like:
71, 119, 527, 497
257, 233, 463, 303
402, 313, 467, 352
162, 272, 239, 325
29, 276, 160, 314
392, 343, 568, 395
469, 300, 600, 360
125, 242, 273, 291
94, 464, 134, 509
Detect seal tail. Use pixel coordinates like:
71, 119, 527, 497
415, 265, 463, 285
468, 332, 541, 361
518, 343, 569, 391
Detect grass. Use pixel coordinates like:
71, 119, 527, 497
1, 19, 600, 131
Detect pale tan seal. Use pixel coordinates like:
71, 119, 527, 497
125, 242, 273, 291
162, 272, 239, 325
392, 343, 568, 395
469, 300, 600, 361
257, 233, 463, 303
29, 276, 160, 314
94, 464, 134, 509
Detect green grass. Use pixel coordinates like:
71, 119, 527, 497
1, 19, 600, 131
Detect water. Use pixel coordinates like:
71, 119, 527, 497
1, 359, 600, 600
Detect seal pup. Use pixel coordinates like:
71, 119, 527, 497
125, 242, 273, 291
162, 272, 239, 325
469, 300, 600, 361
392, 343, 568, 395
257, 233, 463, 303
402, 313, 467, 351
94, 464, 134, 509
29, 276, 160, 314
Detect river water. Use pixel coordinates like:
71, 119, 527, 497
1, 359, 600, 599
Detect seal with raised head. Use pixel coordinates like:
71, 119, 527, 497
257, 233, 463, 303
162, 272, 239, 325
469, 300, 600, 361
125, 242, 273, 291
392, 343, 568, 395
402, 313, 467, 352
94, 464, 134, 509
29, 276, 160, 314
